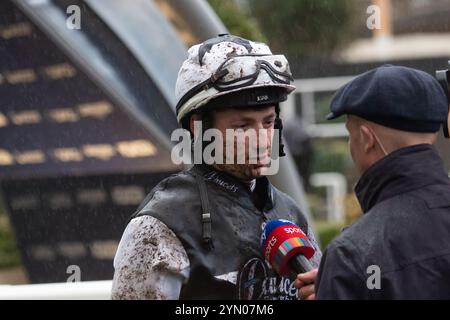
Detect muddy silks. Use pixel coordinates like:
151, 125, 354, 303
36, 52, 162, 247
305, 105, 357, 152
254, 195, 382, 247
132, 164, 321, 300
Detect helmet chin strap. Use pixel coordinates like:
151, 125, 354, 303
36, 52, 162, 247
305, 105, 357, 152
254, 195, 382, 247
441, 103, 450, 139
274, 104, 286, 157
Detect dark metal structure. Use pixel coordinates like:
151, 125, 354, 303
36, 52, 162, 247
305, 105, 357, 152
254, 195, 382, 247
0, 0, 184, 283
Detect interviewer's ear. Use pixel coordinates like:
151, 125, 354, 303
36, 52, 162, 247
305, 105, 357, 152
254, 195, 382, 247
360, 125, 375, 153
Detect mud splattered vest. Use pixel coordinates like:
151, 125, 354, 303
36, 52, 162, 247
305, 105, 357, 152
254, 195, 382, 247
133, 164, 317, 299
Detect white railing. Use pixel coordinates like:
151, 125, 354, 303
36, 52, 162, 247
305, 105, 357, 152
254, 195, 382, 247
310, 172, 348, 222
281, 76, 356, 138
0, 280, 112, 300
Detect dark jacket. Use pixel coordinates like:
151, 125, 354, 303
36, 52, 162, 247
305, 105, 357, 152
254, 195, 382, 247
316, 144, 450, 299
132, 164, 322, 300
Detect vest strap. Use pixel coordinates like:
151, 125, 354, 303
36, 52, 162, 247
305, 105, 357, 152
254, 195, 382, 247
195, 172, 214, 251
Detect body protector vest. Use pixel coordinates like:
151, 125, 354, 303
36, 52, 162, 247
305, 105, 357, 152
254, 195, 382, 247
131, 164, 321, 300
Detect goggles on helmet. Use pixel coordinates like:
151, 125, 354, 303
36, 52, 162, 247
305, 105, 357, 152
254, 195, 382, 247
175, 54, 294, 114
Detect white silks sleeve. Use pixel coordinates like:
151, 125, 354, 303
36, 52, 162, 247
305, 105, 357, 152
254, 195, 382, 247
111, 215, 190, 300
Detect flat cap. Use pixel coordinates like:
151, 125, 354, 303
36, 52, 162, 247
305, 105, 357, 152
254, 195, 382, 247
327, 65, 448, 133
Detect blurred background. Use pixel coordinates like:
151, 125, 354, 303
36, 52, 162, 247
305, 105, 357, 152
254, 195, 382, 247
0, 0, 449, 286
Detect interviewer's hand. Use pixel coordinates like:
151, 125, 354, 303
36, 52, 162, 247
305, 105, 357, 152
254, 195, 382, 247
294, 268, 318, 300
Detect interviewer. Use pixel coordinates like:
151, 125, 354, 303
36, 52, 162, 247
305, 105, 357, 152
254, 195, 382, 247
295, 65, 450, 299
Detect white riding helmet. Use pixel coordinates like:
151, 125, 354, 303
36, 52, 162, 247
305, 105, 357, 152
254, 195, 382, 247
175, 34, 296, 126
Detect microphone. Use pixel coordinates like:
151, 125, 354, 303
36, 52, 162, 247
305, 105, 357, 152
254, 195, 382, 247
260, 219, 315, 276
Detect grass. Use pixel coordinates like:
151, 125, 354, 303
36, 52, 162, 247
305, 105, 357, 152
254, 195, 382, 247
0, 212, 21, 269
315, 220, 346, 251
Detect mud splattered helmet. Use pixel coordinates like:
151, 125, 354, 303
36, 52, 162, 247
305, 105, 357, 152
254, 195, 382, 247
175, 34, 296, 156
